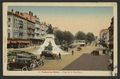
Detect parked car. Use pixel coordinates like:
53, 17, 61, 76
91, 50, 99, 56
76, 46, 82, 51
7, 50, 37, 71
60, 46, 68, 51
40, 50, 57, 59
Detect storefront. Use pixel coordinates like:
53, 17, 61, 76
30, 39, 44, 46
7, 39, 32, 48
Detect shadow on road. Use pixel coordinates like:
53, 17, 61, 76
63, 53, 110, 70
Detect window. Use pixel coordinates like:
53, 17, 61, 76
8, 25, 10, 27
8, 18, 11, 22
13, 32, 18, 38
8, 33, 10, 38
8, 29, 10, 33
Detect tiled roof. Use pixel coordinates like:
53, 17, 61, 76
8, 11, 35, 24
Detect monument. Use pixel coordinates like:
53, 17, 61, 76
37, 34, 67, 55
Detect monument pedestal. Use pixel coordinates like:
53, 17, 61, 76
37, 34, 67, 55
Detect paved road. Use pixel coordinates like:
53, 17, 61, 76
33, 45, 99, 70
63, 53, 110, 70
8, 44, 110, 70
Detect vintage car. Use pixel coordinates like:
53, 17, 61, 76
40, 50, 57, 59
76, 46, 82, 51
91, 50, 99, 55
7, 50, 38, 71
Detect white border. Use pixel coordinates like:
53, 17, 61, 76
3, 2, 117, 76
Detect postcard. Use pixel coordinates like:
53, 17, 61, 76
3, 2, 118, 76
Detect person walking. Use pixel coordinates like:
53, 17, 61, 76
59, 53, 61, 59
72, 50, 74, 55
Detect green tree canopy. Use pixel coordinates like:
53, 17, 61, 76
54, 30, 74, 45
54, 30, 64, 45
63, 31, 74, 45
86, 32, 95, 43
75, 31, 86, 40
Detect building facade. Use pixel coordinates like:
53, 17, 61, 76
108, 17, 113, 49
99, 29, 109, 47
7, 10, 44, 48
99, 17, 114, 50
34, 16, 41, 39
40, 22, 48, 40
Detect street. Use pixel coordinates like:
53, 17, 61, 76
63, 53, 109, 70
32, 44, 109, 70
8, 44, 110, 70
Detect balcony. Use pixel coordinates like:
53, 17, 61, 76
27, 26, 32, 29
19, 25, 23, 28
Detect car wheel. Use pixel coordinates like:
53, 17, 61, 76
36, 61, 39, 67
42, 56, 45, 59
38, 60, 42, 66
22, 66, 28, 71
30, 63, 36, 69
7, 65, 12, 70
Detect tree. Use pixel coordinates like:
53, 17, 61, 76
54, 30, 64, 45
75, 31, 86, 40
46, 24, 53, 34
54, 30, 74, 45
63, 31, 74, 45
86, 32, 95, 44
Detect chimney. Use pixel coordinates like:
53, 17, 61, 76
29, 11, 33, 16
15, 11, 19, 15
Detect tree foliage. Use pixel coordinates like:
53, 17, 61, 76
54, 30, 64, 45
86, 32, 95, 43
54, 30, 74, 45
75, 31, 86, 40
63, 31, 74, 45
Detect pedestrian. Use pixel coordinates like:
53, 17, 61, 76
72, 50, 74, 55
59, 53, 61, 59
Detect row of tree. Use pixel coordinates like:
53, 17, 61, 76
46, 24, 95, 46
54, 30, 95, 46
54, 30, 74, 45
75, 31, 95, 44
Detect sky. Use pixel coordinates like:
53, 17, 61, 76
8, 6, 113, 36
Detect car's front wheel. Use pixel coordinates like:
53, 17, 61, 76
30, 63, 36, 69
7, 65, 12, 70
22, 66, 28, 71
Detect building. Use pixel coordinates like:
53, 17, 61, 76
22, 11, 43, 45
33, 16, 43, 45
108, 17, 114, 49
34, 16, 41, 39
7, 11, 31, 48
8, 11, 14, 39
40, 22, 48, 40
27, 19, 35, 39
99, 29, 109, 48
99, 17, 114, 50
7, 10, 41, 48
